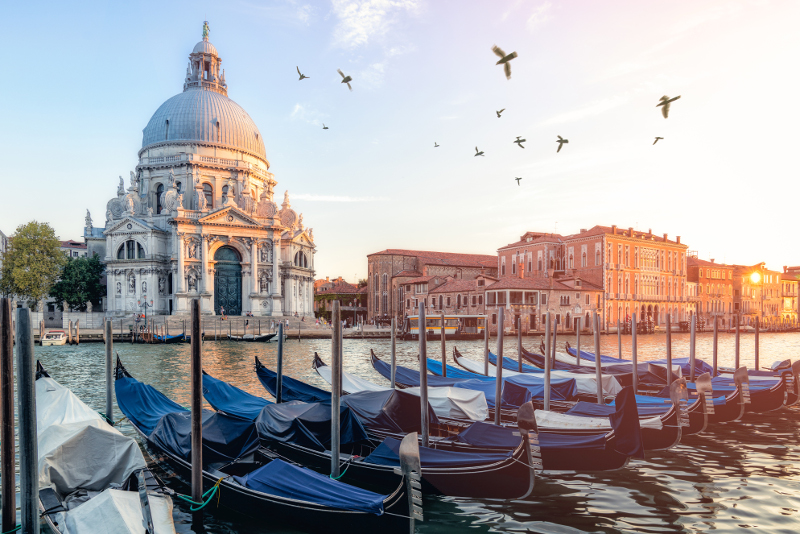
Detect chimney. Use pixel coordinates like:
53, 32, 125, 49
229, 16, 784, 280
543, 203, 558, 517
676, 236, 681, 244
611, 225, 617, 235
628, 227, 633, 237
663, 233, 668, 241
580, 228, 587, 233
648, 228, 652, 236
711, 259, 715, 264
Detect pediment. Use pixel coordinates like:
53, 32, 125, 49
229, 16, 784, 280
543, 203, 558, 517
104, 217, 159, 235
198, 207, 262, 227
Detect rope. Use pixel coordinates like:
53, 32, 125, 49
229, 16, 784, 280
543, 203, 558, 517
176, 477, 224, 511
2, 526, 21, 534
98, 412, 127, 426
329, 456, 358, 480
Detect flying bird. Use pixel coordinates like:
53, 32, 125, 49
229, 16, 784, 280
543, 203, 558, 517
337, 69, 353, 91
322, 124, 329, 130
496, 108, 505, 118
434, 142, 439, 147
515, 177, 522, 186
514, 136, 526, 148
474, 146, 485, 157
653, 136, 663, 145
297, 66, 309, 80
492, 45, 518, 80
556, 135, 568, 153
657, 95, 681, 118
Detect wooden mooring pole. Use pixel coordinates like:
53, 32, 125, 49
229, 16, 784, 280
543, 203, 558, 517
1, 298, 16, 534
390, 317, 396, 388
440, 313, 446, 377
276, 322, 284, 403
632, 313, 638, 392
16, 308, 39, 534
331, 301, 342, 478
418, 302, 429, 446
190, 299, 203, 504
494, 307, 505, 423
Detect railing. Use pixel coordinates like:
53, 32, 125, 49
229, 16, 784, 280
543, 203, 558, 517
139, 154, 273, 179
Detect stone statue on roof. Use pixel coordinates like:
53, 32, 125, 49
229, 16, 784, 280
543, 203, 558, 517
202, 21, 209, 40
85, 210, 93, 231
117, 176, 125, 196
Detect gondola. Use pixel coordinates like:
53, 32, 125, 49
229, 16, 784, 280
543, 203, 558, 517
227, 332, 278, 342
564, 342, 715, 378
35, 361, 177, 533
201, 368, 534, 498
114, 357, 417, 533
152, 333, 186, 344
717, 360, 800, 406
225, 363, 641, 473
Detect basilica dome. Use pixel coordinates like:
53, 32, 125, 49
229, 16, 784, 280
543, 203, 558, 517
140, 31, 267, 162
141, 90, 267, 160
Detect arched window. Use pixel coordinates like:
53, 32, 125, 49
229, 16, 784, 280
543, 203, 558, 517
457, 294, 461, 308
117, 240, 144, 260
215, 121, 220, 142
165, 120, 169, 141
176, 181, 182, 194
203, 183, 213, 208
155, 183, 164, 214
293, 251, 308, 268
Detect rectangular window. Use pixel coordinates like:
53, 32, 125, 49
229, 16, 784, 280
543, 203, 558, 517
541, 294, 547, 306
487, 292, 496, 305
497, 292, 507, 305
446, 297, 451, 307
525, 292, 537, 305
512, 262, 516, 275
510, 291, 523, 304
492, 314, 497, 325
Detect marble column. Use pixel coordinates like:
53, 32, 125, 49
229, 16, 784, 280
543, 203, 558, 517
251, 240, 258, 312
271, 235, 282, 315
201, 236, 209, 293
176, 233, 185, 293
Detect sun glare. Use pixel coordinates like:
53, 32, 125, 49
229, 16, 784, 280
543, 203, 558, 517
750, 272, 761, 284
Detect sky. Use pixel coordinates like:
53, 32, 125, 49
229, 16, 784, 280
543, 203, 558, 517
1, 0, 799, 281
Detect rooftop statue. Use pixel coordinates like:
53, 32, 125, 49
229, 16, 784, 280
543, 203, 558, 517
202, 21, 209, 40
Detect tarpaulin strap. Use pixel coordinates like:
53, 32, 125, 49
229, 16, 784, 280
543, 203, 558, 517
177, 477, 225, 511
2, 526, 21, 534
329, 456, 358, 480
98, 412, 128, 426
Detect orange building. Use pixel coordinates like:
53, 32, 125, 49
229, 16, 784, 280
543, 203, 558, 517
732, 263, 783, 328
497, 225, 690, 331
687, 256, 734, 327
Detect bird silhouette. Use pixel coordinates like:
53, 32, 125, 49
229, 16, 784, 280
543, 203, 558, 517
653, 136, 663, 145
514, 136, 526, 148
474, 146, 485, 157
337, 69, 353, 91
492, 45, 518, 80
657, 95, 680, 118
322, 124, 329, 130
496, 108, 505, 118
556, 135, 568, 153
297, 66, 309, 80
515, 177, 522, 186
434, 142, 439, 147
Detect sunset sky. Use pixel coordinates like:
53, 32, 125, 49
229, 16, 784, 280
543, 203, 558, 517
2, 0, 798, 281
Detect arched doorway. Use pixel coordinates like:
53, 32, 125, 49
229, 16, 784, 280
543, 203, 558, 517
214, 246, 242, 315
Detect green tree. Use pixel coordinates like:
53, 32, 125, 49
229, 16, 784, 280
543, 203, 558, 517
49, 253, 106, 311
0, 221, 65, 307
357, 278, 367, 288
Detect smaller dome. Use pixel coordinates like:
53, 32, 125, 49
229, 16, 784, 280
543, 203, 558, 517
193, 39, 217, 56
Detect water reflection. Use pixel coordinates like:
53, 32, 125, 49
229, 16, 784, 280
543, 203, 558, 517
32, 333, 800, 533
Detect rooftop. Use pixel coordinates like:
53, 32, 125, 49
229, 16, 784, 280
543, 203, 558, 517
369, 249, 496, 269
430, 279, 483, 293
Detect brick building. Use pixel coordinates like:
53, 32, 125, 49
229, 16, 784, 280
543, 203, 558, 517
497, 225, 690, 330
687, 256, 734, 326
400, 274, 497, 318
366, 249, 497, 323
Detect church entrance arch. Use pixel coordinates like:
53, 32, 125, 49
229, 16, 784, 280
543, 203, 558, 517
214, 246, 242, 315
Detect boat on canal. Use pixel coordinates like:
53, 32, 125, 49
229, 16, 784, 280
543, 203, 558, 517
41, 330, 67, 346
35, 361, 176, 534
114, 357, 418, 533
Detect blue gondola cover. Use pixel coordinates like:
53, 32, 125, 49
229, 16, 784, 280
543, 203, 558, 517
454, 421, 607, 450
363, 437, 512, 468
150, 410, 260, 464
233, 459, 386, 515
115, 374, 187, 435
341, 389, 440, 433
607, 386, 644, 458
255, 401, 369, 451
256, 363, 332, 403
203, 372, 271, 420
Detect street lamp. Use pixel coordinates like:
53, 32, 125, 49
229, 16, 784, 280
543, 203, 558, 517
137, 298, 154, 337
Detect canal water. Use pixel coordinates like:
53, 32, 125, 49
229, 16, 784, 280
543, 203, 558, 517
15, 332, 800, 532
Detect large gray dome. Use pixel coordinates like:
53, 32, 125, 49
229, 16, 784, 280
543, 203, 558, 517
141, 88, 267, 161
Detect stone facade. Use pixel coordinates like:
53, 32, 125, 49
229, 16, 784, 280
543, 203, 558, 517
732, 263, 782, 327
85, 25, 315, 317
781, 267, 798, 325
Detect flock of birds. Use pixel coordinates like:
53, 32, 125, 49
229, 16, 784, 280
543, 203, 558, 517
296, 46, 681, 187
